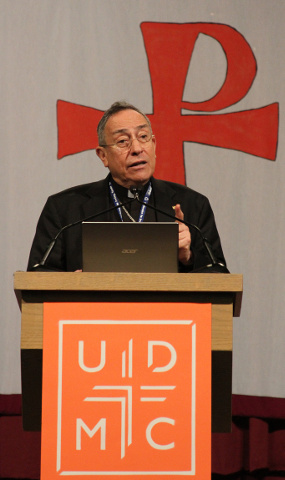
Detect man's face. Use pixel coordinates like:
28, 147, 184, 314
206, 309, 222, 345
96, 109, 156, 188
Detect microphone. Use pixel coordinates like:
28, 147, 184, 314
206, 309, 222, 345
129, 185, 229, 273
31, 196, 137, 269
129, 186, 143, 199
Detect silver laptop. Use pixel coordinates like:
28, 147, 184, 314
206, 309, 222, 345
82, 222, 178, 273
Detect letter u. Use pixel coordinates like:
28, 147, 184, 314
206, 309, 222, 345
78, 340, 106, 372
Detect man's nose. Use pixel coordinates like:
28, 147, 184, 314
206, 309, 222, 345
130, 137, 143, 154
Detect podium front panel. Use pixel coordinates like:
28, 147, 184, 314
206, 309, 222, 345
40, 302, 212, 480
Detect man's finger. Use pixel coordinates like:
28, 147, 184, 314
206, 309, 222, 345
174, 203, 184, 221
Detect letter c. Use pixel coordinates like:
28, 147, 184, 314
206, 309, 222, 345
146, 417, 175, 450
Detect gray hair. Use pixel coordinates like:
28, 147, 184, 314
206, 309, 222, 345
97, 101, 152, 145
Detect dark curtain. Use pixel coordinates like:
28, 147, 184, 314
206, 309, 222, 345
1, 394, 285, 479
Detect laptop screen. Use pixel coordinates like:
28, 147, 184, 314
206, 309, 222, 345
82, 222, 178, 273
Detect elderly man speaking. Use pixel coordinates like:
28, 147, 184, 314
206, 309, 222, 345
28, 101, 227, 273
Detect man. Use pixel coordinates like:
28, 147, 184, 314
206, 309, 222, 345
27, 101, 227, 272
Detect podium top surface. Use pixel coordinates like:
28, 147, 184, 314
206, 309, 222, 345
14, 271, 243, 316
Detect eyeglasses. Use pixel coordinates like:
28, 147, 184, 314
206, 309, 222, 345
100, 132, 154, 151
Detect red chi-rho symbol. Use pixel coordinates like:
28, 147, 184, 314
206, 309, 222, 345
57, 22, 279, 185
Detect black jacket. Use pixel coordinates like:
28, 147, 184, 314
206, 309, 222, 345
27, 175, 227, 272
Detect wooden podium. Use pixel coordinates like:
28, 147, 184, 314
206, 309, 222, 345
14, 271, 242, 434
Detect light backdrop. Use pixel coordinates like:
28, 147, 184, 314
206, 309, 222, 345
1, 0, 284, 399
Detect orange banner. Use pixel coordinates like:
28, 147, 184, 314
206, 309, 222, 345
41, 302, 211, 479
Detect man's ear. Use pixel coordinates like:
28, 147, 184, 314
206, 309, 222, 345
96, 146, 108, 167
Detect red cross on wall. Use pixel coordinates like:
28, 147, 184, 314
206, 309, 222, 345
57, 22, 279, 185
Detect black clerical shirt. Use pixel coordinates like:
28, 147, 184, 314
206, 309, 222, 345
108, 178, 157, 223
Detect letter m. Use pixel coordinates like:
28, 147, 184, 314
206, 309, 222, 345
76, 418, 106, 450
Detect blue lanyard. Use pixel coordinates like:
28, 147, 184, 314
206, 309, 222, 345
109, 181, 152, 222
